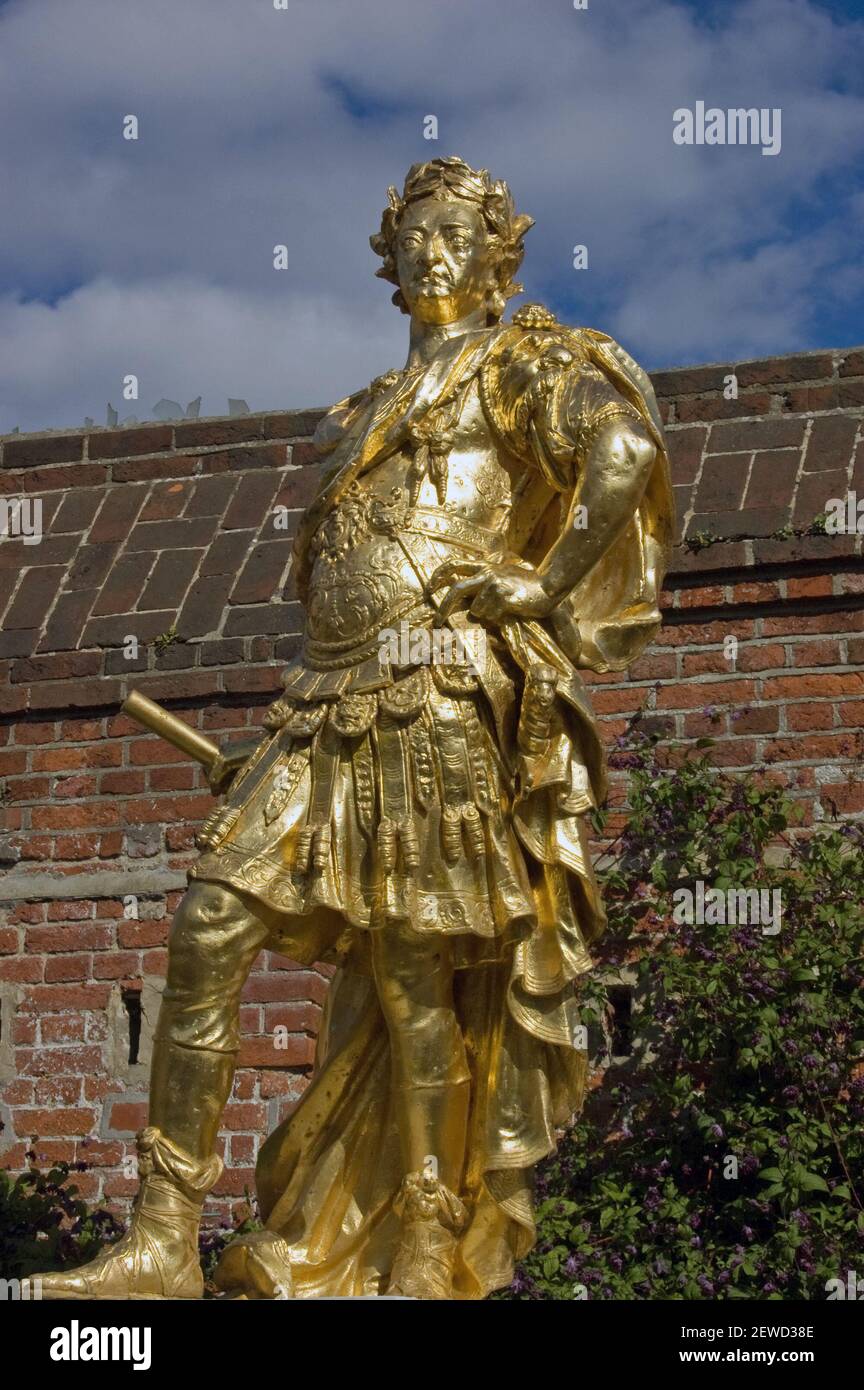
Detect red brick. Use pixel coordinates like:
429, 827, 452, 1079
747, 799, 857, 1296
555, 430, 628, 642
763, 611, 863, 638
627, 652, 676, 680
237, 1035, 315, 1068
113, 795, 185, 828
3, 566, 65, 631
786, 575, 834, 599
222, 471, 282, 531
138, 480, 191, 522
221, 1102, 267, 1130
101, 770, 147, 795
735, 353, 834, 388
805, 416, 859, 472
34, 1077, 84, 1106
41, 1016, 87, 1042
2, 473, 103, 510
773, 733, 859, 761
54, 774, 99, 799
6, 775, 51, 800
108, 1102, 149, 1133
88, 485, 149, 543
12, 1107, 97, 1137
13, 721, 57, 744
677, 584, 727, 609
148, 766, 195, 791
10, 652, 101, 684
762, 672, 864, 700
112, 454, 202, 483
707, 739, 756, 767
118, 920, 169, 949
92, 952, 141, 979
734, 582, 781, 603
14, 835, 54, 861
736, 643, 785, 672
31, 803, 121, 830
676, 392, 771, 424
0, 957, 44, 982
3, 432, 84, 467
263, 1003, 321, 1033
88, 425, 173, 460
708, 417, 806, 454
272, 467, 321, 509
788, 638, 842, 666
38, 588, 99, 653
52, 486, 104, 534
202, 444, 286, 477
184, 474, 239, 518
43, 953, 93, 983
680, 650, 730, 676
786, 703, 835, 731
744, 450, 800, 508
230, 541, 291, 604
261, 410, 324, 440
66, 542, 118, 592
91, 550, 156, 615
656, 678, 755, 710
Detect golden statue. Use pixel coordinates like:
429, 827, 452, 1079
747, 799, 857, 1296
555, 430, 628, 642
40, 157, 672, 1301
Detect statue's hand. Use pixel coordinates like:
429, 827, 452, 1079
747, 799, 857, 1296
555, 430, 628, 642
429, 559, 558, 623
207, 737, 262, 797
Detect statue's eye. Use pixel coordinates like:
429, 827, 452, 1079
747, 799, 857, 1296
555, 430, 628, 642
401, 233, 422, 250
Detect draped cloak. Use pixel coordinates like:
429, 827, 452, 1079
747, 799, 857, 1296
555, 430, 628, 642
198, 308, 673, 1299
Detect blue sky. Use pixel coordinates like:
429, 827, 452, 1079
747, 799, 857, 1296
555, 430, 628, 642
1, 0, 863, 433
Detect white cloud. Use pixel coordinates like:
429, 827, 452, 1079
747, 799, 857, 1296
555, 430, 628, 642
1, 0, 862, 430
0, 278, 402, 430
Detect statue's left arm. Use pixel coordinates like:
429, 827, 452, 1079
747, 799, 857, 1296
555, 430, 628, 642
435, 326, 658, 623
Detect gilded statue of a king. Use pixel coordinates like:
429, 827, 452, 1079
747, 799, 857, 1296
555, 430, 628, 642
40, 156, 673, 1301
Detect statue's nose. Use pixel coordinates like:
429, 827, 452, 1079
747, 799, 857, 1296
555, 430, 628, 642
419, 237, 445, 268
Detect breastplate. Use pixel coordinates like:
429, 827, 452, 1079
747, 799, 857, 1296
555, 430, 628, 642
305, 380, 512, 664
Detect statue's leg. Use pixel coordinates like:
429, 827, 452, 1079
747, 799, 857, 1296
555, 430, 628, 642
39, 879, 274, 1300
370, 921, 471, 1298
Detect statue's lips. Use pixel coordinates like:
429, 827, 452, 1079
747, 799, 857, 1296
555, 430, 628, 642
414, 275, 452, 293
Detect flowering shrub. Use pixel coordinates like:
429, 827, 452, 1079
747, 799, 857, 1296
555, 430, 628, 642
0, 1149, 123, 1280
502, 734, 864, 1300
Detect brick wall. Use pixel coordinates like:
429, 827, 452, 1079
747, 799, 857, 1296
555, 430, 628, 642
1, 345, 862, 1220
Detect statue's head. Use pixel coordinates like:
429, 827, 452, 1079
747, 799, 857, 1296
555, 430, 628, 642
370, 156, 534, 326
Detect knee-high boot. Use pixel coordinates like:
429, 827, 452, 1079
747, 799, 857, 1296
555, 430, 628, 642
38, 1125, 222, 1300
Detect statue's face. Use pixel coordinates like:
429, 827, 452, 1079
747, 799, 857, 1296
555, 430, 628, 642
395, 197, 494, 324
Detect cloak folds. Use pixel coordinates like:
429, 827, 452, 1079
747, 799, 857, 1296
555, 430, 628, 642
208, 312, 672, 1298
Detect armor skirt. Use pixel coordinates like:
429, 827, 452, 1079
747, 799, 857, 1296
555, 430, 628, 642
193, 662, 548, 967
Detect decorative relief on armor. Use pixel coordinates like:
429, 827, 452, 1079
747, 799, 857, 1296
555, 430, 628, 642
328, 690, 378, 737
378, 666, 430, 720
262, 749, 308, 827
